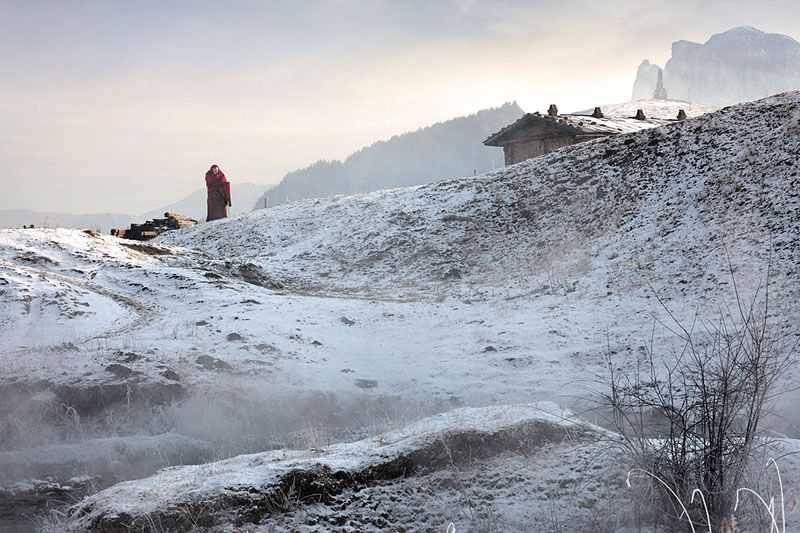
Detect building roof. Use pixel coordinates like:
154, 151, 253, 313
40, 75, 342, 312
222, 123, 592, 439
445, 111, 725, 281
572, 100, 717, 119
484, 111, 673, 146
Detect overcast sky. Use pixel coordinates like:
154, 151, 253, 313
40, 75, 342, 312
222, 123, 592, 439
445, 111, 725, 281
2, 0, 800, 215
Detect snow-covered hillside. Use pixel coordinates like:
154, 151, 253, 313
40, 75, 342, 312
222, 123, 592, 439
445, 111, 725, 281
161, 92, 799, 311
1, 92, 799, 531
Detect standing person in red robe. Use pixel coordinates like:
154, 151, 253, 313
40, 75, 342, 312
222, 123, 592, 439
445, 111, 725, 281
205, 164, 232, 222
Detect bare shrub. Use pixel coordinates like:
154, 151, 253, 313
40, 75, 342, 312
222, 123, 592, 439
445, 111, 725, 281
603, 269, 795, 530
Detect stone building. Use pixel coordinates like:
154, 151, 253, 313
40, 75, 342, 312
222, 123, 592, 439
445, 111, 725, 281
484, 105, 679, 166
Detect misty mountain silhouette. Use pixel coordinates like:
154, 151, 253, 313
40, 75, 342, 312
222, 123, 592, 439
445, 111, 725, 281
254, 102, 523, 209
632, 26, 800, 106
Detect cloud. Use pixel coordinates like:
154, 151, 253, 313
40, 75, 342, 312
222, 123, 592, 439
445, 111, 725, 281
1, 0, 799, 213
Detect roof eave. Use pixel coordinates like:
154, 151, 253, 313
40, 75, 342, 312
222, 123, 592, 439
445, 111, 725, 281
484, 114, 586, 146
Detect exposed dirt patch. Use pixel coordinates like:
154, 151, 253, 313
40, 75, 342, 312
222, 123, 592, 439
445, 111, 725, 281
354, 379, 378, 390
120, 242, 172, 256
234, 262, 285, 290
255, 343, 280, 354
104, 363, 140, 379
14, 251, 59, 265
195, 355, 233, 371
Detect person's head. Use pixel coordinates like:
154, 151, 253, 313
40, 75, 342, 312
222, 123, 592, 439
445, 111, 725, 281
210, 164, 219, 174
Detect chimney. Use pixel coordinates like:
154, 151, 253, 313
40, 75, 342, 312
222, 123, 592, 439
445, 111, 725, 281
547, 104, 558, 117
677, 109, 687, 121
592, 107, 603, 118
635, 109, 646, 120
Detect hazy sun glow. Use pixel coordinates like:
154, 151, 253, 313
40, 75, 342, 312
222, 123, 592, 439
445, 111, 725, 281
2, 0, 799, 214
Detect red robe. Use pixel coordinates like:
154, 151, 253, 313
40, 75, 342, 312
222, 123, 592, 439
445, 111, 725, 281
205, 168, 231, 222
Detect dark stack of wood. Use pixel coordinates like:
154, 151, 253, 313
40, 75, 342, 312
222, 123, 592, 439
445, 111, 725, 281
111, 213, 198, 240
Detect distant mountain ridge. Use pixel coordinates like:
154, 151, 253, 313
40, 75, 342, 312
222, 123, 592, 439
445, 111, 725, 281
142, 182, 274, 221
254, 102, 524, 209
2, 183, 274, 233
0, 210, 137, 233
632, 26, 800, 106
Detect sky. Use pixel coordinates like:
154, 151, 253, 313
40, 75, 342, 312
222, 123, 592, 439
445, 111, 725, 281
2, 0, 800, 215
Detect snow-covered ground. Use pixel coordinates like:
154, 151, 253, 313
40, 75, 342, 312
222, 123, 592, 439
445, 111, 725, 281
64, 403, 618, 532
1, 92, 799, 531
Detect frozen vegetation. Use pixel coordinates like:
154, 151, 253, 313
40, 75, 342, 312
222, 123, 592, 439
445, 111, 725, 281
1, 92, 799, 531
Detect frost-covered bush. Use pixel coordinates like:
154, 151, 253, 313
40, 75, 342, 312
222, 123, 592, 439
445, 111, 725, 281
603, 271, 794, 529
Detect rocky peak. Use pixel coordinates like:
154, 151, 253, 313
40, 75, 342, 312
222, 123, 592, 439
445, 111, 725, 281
631, 60, 663, 102
632, 27, 800, 106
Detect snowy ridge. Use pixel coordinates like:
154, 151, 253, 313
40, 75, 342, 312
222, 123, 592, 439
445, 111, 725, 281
160, 92, 800, 307
64, 403, 592, 531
